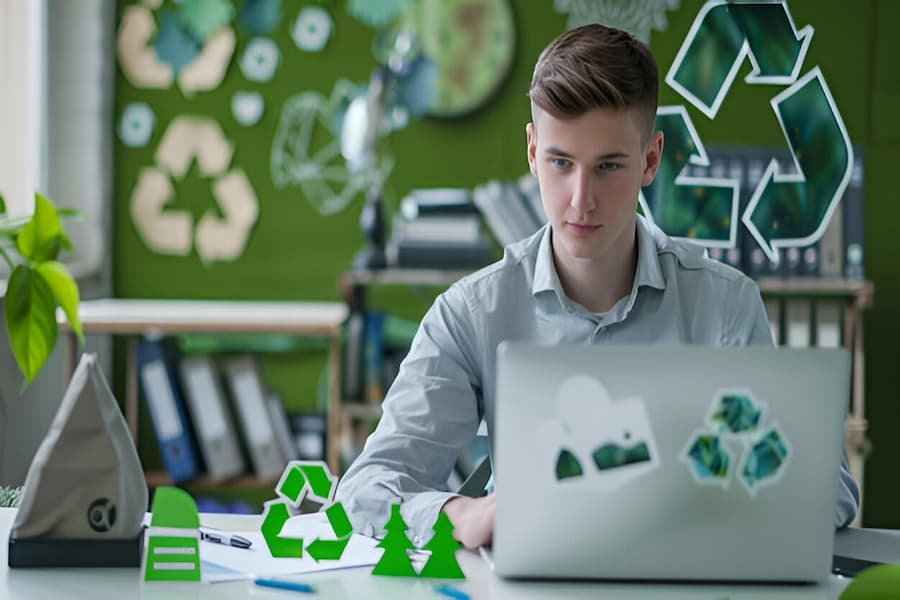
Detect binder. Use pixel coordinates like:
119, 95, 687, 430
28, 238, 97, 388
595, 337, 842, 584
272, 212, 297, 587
223, 356, 286, 481
288, 411, 326, 461
178, 355, 246, 482
785, 299, 812, 348
267, 392, 299, 462
815, 301, 842, 348
136, 339, 199, 483
363, 311, 385, 404
843, 149, 865, 280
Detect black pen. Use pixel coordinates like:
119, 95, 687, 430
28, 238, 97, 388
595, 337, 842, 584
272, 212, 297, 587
199, 526, 252, 549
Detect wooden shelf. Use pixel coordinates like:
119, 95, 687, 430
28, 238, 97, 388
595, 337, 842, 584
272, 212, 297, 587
145, 471, 279, 489
342, 403, 383, 419
341, 268, 472, 287
57, 298, 348, 477
757, 277, 874, 308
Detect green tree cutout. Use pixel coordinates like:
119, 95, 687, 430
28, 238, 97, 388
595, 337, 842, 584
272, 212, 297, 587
371, 504, 416, 576
0, 193, 83, 387
419, 511, 464, 579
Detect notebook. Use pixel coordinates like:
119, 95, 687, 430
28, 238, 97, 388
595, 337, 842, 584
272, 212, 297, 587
492, 343, 849, 583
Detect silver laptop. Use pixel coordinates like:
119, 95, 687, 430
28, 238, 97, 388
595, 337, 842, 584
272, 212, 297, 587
492, 343, 850, 583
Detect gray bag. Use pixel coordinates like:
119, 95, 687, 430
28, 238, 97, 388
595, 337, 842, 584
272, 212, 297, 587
11, 353, 147, 540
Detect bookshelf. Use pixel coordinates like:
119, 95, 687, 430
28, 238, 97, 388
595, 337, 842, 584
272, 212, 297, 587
57, 298, 349, 480
757, 277, 874, 525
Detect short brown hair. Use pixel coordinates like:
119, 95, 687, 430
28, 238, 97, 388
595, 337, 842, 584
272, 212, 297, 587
529, 24, 659, 142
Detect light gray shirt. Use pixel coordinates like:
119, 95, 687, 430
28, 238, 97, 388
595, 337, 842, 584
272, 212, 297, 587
336, 216, 859, 543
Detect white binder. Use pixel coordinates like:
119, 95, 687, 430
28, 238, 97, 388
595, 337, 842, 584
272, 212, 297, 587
222, 355, 286, 481
178, 355, 246, 482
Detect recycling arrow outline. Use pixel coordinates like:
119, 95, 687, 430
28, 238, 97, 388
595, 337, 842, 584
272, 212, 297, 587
639, 105, 740, 247
740, 66, 853, 263
261, 460, 353, 561
665, 0, 813, 119
649, 0, 852, 260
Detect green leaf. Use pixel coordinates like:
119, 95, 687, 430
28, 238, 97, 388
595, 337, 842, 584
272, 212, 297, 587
15, 193, 73, 262
36, 261, 83, 344
4, 265, 57, 387
0, 193, 5, 214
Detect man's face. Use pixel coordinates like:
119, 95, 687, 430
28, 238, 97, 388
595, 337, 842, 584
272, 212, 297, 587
526, 106, 662, 269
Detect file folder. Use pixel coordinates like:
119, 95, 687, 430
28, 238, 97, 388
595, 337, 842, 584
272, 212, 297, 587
223, 356, 286, 481
178, 355, 246, 482
136, 339, 199, 483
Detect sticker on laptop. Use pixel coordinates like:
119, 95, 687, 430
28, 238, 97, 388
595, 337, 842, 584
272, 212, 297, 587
538, 374, 660, 491
681, 389, 790, 496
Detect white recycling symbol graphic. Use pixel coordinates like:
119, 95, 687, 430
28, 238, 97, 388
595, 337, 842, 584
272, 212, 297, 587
130, 116, 259, 264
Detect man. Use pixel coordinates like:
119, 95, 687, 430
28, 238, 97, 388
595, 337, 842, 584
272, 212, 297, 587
336, 23, 859, 549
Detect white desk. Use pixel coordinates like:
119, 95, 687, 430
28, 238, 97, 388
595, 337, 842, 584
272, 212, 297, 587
1, 508, 857, 599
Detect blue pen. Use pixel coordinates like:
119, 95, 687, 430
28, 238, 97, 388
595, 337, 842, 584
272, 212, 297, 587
254, 578, 316, 593
434, 584, 469, 600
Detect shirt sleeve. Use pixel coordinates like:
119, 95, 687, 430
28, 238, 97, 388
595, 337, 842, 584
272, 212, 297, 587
725, 276, 860, 528
835, 452, 860, 528
335, 284, 483, 544
726, 277, 774, 347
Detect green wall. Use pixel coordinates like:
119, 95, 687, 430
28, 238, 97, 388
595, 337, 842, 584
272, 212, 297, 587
114, 1, 899, 525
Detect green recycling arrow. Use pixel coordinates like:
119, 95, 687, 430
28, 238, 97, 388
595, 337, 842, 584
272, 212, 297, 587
306, 502, 353, 561
666, 1, 812, 118
263, 461, 353, 561
639, 106, 739, 246
261, 499, 304, 558
742, 67, 852, 263
277, 460, 338, 506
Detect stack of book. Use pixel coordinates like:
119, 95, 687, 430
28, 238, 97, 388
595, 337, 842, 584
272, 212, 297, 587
473, 174, 546, 247
386, 188, 496, 269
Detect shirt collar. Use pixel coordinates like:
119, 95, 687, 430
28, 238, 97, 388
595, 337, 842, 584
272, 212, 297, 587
531, 214, 668, 303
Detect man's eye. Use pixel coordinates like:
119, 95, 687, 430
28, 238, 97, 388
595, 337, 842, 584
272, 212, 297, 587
598, 161, 622, 171
551, 158, 571, 169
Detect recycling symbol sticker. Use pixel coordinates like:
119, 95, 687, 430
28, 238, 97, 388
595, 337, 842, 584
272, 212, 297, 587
261, 461, 353, 561
130, 116, 259, 265
640, 0, 852, 263
538, 375, 660, 491
681, 389, 791, 496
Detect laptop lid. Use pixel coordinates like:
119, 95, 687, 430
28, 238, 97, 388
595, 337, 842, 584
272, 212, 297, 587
493, 344, 849, 583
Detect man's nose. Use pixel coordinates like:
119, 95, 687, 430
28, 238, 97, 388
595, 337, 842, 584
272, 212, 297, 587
570, 169, 596, 213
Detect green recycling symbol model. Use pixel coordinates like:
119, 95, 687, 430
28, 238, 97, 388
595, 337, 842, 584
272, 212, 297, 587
261, 461, 353, 560
681, 389, 791, 496
639, 0, 852, 263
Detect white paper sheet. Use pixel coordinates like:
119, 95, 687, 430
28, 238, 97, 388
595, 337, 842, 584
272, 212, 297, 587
199, 512, 381, 581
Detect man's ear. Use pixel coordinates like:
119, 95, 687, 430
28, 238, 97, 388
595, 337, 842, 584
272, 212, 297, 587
525, 122, 537, 176
641, 130, 664, 186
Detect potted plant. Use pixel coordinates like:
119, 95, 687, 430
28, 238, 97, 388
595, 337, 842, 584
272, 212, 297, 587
0, 192, 84, 387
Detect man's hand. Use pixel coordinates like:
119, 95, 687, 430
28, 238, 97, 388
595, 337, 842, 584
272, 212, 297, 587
442, 494, 496, 549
